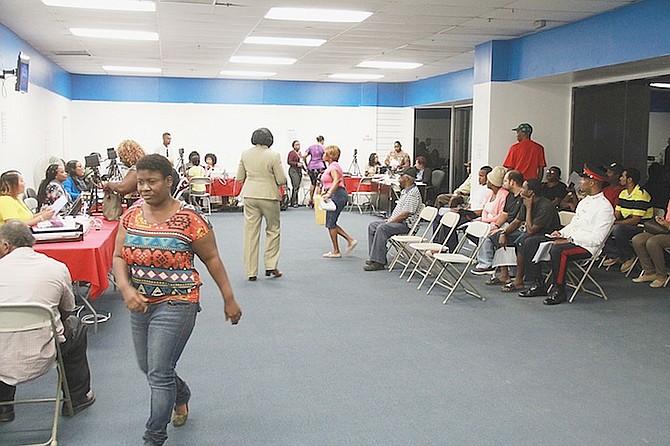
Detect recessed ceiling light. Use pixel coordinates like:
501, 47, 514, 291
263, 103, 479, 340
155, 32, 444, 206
357, 61, 423, 70
42, 0, 155, 12
70, 28, 158, 41
230, 56, 297, 65
650, 82, 670, 89
244, 36, 326, 47
220, 70, 276, 78
329, 73, 385, 81
102, 66, 161, 74
265, 7, 372, 23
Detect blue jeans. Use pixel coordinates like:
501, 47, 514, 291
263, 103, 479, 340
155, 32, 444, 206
131, 300, 199, 446
475, 229, 523, 269
604, 224, 643, 261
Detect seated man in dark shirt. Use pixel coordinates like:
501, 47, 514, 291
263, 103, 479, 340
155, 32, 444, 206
500, 178, 561, 291
541, 166, 568, 207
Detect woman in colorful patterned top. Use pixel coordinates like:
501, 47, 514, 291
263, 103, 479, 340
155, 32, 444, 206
112, 154, 241, 446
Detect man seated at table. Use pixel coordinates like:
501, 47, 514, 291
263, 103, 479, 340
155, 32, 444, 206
0, 221, 95, 422
364, 167, 422, 271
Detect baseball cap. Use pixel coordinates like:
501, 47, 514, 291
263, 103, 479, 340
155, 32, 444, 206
400, 167, 417, 179
605, 162, 624, 175
512, 123, 533, 134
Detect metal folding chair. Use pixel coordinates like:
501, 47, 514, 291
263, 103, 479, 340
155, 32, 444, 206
387, 205, 437, 271
566, 225, 614, 302
404, 211, 460, 282
0, 303, 74, 446
189, 176, 212, 214
422, 221, 490, 304
348, 177, 375, 214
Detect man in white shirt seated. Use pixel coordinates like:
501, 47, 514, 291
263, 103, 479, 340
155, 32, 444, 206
0, 221, 95, 422
518, 164, 615, 305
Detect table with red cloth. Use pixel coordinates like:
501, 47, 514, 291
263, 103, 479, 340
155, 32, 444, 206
35, 219, 119, 331
207, 178, 243, 197
343, 176, 372, 193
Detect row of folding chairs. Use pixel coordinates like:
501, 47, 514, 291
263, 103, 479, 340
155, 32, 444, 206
386, 207, 613, 304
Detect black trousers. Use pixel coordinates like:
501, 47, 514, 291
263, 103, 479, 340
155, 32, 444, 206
524, 239, 591, 287
288, 167, 302, 206
0, 315, 91, 405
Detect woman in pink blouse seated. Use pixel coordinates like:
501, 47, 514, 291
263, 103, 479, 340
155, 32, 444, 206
320, 145, 357, 258
0, 170, 54, 226
480, 165, 509, 231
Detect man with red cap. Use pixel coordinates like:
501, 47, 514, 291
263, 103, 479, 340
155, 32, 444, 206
503, 123, 546, 181
517, 164, 614, 305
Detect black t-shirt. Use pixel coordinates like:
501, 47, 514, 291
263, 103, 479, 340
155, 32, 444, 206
541, 181, 568, 203
517, 196, 561, 233
503, 191, 523, 224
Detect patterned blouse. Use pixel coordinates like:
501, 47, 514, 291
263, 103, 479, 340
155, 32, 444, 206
121, 203, 212, 304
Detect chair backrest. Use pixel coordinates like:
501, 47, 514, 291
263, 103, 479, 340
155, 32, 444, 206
25, 187, 37, 199
431, 169, 445, 190
189, 176, 212, 186
559, 210, 575, 227
429, 211, 461, 244
24, 197, 38, 212
418, 205, 437, 223
0, 303, 54, 333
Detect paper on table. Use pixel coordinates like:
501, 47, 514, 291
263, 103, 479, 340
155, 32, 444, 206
532, 241, 554, 263
50, 195, 69, 215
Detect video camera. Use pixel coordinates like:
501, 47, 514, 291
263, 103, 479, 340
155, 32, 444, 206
85, 154, 100, 168
107, 147, 117, 160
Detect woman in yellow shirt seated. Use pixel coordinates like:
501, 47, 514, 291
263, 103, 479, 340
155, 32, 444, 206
0, 170, 54, 226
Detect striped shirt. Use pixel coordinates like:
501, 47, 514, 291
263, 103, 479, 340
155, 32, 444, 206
615, 184, 652, 221
390, 183, 422, 227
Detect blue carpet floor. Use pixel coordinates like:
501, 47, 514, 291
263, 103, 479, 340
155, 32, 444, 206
1, 207, 669, 445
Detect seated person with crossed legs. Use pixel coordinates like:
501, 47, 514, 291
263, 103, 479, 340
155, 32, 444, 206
518, 165, 615, 305
0, 221, 95, 422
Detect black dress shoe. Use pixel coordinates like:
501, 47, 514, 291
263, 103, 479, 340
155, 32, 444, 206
518, 284, 548, 298
64, 390, 95, 416
265, 269, 282, 278
248, 276, 257, 281
363, 261, 385, 271
543, 291, 567, 305
0, 404, 15, 422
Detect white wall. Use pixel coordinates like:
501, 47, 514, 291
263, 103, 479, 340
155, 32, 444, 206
70, 102, 413, 176
471, 81, 572, 197
648, 112, 670, 162
0, 85, 71, 187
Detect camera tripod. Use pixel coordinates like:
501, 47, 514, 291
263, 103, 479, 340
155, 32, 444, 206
106, 157, 123, 181
348, 148, 361, 176
87, 166, 102, 214
175, 149, 186, 176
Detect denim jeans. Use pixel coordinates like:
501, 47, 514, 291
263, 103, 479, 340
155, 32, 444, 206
131, 300, 199, 446
475, 229, 523, 269
604, 224, 643, 261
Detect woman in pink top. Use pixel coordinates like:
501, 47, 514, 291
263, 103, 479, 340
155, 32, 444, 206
480, 166, 508, 231
320, 145, 357, 258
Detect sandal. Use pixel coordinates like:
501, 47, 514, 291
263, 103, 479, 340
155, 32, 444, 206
345, 240, 359, 255
485, 276, 511, 286
323, 252, 341, 258
501, 282, 524, 293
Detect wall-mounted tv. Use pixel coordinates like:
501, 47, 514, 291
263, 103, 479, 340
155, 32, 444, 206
15, 52, 29, 94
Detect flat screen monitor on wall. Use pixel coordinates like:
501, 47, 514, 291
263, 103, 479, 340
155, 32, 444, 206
15, 52, 29, 94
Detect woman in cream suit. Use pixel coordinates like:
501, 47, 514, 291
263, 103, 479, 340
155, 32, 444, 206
237, 127, 287, 281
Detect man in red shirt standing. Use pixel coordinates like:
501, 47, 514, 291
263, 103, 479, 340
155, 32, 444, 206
503, 123, 546, 181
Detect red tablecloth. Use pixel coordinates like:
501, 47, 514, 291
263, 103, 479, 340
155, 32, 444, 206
207, 178, 243, 197
344, 177, 371, 193
35, 220, 119, 300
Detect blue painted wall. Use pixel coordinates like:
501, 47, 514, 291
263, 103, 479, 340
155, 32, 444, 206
3, 0, 670, 105
0, 25, 70, 97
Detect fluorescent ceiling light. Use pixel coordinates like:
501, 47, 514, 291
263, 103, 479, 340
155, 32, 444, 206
230, 56, 296, 65
244, 36, 326, 47
357, 61, 423, 70
329, 73, 384, 81
102, 66, 161, 74
70, 28, 158, 41
42, 0, 155, 12
650, 82, 670, 89
220, 70, 276, 78
265, 7, 372, 23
